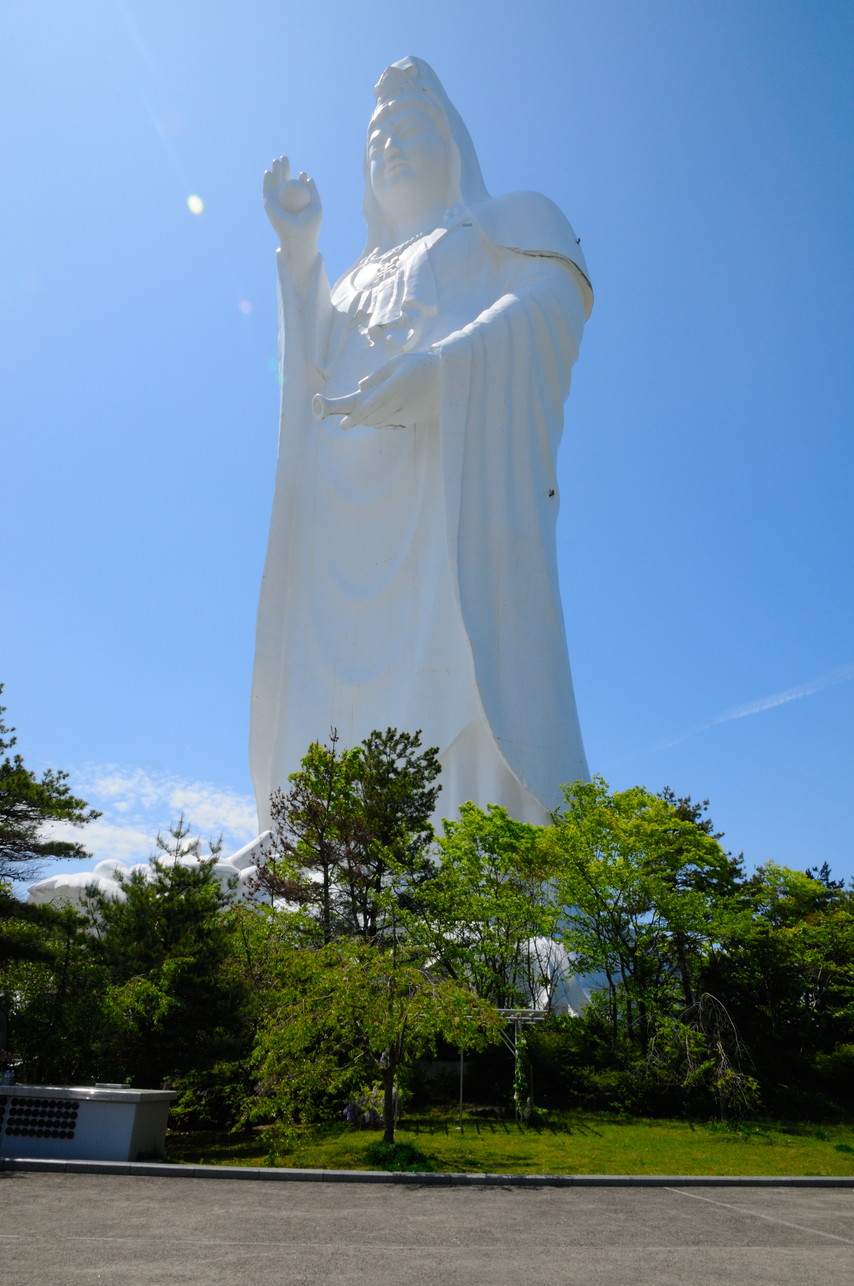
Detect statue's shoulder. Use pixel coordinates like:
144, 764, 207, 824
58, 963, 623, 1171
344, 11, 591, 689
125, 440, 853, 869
471, 191, 593, 318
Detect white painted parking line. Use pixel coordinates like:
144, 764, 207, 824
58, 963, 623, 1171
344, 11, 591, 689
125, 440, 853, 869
668, 1187, 854, 1245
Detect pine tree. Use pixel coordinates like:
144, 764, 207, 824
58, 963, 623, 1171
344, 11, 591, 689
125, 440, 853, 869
0, 686, 100, 884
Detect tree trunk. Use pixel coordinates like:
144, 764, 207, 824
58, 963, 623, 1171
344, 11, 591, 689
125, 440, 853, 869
321, 859, 332, 943
382, 1059, 396, 1145
676, 935, 695, 1008
605, 969, 618, 1050
638, 998, 648, 1055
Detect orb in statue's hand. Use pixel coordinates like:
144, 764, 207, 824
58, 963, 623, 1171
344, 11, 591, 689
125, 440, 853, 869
277, 179, 312, 214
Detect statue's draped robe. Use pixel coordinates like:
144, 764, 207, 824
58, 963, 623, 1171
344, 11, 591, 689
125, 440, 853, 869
251, 192, 592, 827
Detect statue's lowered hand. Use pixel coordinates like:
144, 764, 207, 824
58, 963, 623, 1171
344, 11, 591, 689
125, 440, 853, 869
263, 156, 321, 268
338, 352, 439, 430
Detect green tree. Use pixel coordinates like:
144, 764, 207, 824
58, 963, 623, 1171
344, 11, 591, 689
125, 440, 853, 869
0, 894, 84, 1079
414, 802, 553, 1006
1, 906, 108, 1083
341, 727, 441, 944
258, 728, 441, 945
259, 730, 360, 941
652, 787, 744, 1008
83, 819, 249, 1086
0, 686, 100, 884
0, 686, 100, 1058
0, 894, 70, 967
701, 861, 854, 1113
547, 778, 733, 1053
4, 820, 255, 1099
252, 937, 501, 1144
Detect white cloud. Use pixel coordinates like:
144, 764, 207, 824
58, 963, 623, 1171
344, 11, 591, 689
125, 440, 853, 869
44, 764, 258, 872
652, 661, 854, 753
49, 819, 157, 867
160, 782, 257, 838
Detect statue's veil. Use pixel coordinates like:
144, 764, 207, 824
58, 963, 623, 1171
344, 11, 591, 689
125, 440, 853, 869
361, 56, 489, 256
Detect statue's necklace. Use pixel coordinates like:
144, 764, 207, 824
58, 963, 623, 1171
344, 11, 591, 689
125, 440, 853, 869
363, 230, 430, 281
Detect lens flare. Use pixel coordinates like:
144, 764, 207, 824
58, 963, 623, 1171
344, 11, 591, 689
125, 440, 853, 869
238, 300, 252, 315
187, 194, 204, 215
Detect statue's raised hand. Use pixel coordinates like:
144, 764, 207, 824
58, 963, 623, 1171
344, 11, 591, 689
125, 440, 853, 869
263, 157, 322, 274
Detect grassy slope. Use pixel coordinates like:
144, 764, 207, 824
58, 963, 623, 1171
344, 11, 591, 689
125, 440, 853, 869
167, 1113, 854, 1177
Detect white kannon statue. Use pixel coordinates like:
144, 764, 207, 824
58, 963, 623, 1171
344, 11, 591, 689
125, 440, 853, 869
250, 56, 593, 829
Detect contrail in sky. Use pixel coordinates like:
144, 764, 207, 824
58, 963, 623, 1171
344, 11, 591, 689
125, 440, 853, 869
652, 661, 854, 752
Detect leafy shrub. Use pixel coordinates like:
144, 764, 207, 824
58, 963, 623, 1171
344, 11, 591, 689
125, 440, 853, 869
168, 1061, 254, 1131
814, 1044, 854, 1110
363, 1140, 434, 1172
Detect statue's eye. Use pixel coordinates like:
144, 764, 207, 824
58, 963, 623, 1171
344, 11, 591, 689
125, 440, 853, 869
395, 120, 425, 146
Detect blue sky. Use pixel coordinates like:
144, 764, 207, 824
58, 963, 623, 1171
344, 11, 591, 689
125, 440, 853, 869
3, 1, 852, 883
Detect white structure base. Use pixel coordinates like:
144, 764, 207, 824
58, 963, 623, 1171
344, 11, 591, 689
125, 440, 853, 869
0, 1084, 176, 1162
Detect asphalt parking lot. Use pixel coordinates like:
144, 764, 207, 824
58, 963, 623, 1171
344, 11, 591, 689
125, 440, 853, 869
1, 1170, 853, 1285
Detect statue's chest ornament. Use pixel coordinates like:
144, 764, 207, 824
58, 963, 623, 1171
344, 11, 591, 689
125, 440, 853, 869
362, 229, 433, 282
340, 219, 482, 356
348, 229, 445, 353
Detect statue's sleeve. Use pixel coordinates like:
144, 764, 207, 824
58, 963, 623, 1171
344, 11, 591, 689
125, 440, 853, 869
432, 253, 589, 809
275, 250, 333, 391
250, 252, 332, 825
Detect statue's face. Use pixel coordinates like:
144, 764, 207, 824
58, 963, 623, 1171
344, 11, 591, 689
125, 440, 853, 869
368, 101, 457, 228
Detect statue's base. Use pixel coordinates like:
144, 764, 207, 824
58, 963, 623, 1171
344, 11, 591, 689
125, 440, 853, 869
0, 1083, 176, 1162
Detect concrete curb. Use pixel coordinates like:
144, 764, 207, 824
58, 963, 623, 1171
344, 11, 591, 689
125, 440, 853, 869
2, 1156, 854, 1186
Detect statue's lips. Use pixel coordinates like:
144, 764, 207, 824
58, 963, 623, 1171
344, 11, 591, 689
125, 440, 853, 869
380, 158, 411, 178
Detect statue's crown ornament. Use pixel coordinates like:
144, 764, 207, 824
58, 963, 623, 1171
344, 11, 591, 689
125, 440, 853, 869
373, 63, 423, 108
372, 63, 416, 104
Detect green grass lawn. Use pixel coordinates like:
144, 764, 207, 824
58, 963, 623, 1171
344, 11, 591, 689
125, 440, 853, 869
166, 1112, 854, 1177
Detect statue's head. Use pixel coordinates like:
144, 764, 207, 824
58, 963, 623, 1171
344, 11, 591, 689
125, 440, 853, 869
362, 57, 489, 253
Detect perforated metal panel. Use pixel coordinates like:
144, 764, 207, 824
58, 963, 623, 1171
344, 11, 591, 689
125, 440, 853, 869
1, 1094, 79, 1141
